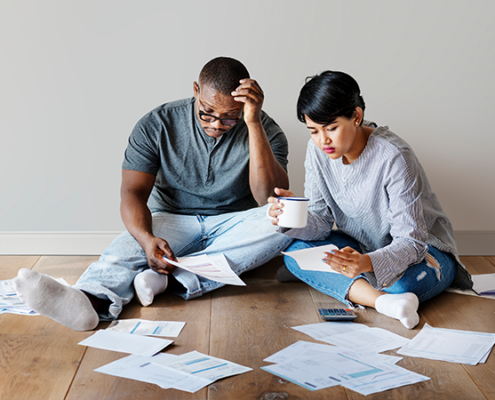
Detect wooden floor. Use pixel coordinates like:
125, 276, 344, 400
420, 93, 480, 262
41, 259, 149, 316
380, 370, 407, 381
1, 255, 495, 400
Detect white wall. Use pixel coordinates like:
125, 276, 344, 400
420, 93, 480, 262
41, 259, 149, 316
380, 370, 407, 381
1, 0, 494, 253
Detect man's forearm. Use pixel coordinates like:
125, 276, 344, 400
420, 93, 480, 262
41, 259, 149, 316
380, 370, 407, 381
247, 121, 289, 205
120, 195, 155, 248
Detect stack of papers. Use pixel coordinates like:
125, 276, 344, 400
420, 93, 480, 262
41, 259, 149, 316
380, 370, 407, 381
95, 351, 252, 393
0, 279, 38, 315
292, 321, 411, 353
397, 324, 495, 365
261, 340, 429, 395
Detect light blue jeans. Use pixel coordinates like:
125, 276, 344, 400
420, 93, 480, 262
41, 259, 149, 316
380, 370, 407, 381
284, 231, 457, 307
74, 205, 293, 320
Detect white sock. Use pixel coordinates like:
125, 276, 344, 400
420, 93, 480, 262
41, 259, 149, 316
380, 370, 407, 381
13, 268, 99, 331
375, 292, 420, 329
133, 269, 168, 307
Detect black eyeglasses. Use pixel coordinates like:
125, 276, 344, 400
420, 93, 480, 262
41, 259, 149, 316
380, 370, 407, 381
197, 99, 241, 127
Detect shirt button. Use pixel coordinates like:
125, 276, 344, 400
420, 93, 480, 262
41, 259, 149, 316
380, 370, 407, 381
382, 283, 387, 287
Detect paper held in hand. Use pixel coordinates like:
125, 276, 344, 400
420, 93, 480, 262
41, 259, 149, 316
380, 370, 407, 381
164, 254, 246, 286
282, 244, 340, 273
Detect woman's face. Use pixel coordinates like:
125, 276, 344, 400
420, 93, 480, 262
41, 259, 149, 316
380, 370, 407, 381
304, 114, 363, 164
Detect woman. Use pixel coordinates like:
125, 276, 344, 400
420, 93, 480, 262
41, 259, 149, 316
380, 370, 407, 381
268, 71, 472, 329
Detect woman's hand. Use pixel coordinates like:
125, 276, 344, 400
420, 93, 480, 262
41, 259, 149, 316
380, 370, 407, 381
323, 247, 373, 278
267, 187, 294, 226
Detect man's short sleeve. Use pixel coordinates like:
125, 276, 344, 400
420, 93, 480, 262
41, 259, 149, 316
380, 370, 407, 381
122, 112, 161, 175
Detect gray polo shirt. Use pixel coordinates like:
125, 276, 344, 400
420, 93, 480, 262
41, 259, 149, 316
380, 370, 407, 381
122, 97, 289, 215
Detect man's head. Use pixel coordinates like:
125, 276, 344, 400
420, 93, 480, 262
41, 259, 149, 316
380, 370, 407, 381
194, 57, 250, 139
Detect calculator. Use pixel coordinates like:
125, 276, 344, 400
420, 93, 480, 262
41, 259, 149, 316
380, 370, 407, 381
318, 307, 357, 321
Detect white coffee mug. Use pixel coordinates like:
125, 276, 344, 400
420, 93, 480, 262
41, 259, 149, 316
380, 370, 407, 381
277, 197, 309, 228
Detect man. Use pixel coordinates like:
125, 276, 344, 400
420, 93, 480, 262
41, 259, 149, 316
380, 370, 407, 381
14, 57, 293, 331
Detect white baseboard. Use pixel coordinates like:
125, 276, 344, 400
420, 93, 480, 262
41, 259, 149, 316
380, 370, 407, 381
0, 231, 494, 256
0, 232, 122, 255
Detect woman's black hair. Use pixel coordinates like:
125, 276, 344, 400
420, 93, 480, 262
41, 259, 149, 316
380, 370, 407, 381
296, 71, 365, 126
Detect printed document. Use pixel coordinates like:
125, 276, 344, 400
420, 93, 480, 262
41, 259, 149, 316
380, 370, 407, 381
106, 319, 185, 337
292, 321, 410, 353
78, 330, 173, 356
164, 254, 246, 286
397, 323, 495, 365
95, 353, 211, 392
262, 340, 428, 394
152, 350, 252, 383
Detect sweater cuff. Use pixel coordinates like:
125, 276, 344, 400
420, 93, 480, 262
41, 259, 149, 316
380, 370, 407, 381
367, 252, 403, 288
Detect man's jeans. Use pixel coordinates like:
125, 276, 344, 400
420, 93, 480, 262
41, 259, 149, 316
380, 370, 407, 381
74, 205, 293, 320
284, 230, 456, 307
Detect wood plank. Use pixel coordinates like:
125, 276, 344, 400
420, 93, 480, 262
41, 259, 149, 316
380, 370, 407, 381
460, 256, 495, 275
0, 333, 87, 400
66, 290, 212, 400
33, 255, 100, 285
0, 255, 40, 278
208, 260, 349, 400
484, 256, 495, 268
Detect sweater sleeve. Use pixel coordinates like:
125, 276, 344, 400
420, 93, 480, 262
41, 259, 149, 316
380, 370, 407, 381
367, 149, 429, 287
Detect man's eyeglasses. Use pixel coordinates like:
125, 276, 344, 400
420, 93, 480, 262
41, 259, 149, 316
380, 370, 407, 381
197, 99, 241, 127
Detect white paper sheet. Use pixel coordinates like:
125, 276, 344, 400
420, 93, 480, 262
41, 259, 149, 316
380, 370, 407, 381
152, 350, 252, 383
262, 340, 427, 394
165, 254, 246, 286
0, 294, 39, 315
264, 340, 402, 366
282, 244, 340, 272
0, 279, 16, 296
340, 364, 430, 396
292, 322, 410, 353
1, 277, 68, 316
95, 353, 211, 392
106, 319, 185, 337
78, 330, 173, 356
397, 324, 495, 365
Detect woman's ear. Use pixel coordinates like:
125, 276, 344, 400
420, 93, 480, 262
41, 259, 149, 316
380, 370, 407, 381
353, 107, 364, 126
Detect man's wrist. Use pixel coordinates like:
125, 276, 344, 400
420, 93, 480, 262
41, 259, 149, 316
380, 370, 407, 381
245, 118, 263, 129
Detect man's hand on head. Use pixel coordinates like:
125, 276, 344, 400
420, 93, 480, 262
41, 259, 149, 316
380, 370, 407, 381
231, 79, 264, 125
143, 236, 177, 275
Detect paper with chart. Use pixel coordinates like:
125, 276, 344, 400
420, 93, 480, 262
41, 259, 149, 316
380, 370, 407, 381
165, 254, 246, 286
282, 244, 340, 272
397, 324, 495, 365
78, 330, 173, 356
95, 353, 211, 392
292, 321, 410, 353
106, 319, 186, 337
1, 279, 38, 315
152, 350, 252, 383
261, 340, 429, 394
1, 277, 68, 315
0, 279, 16, 296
